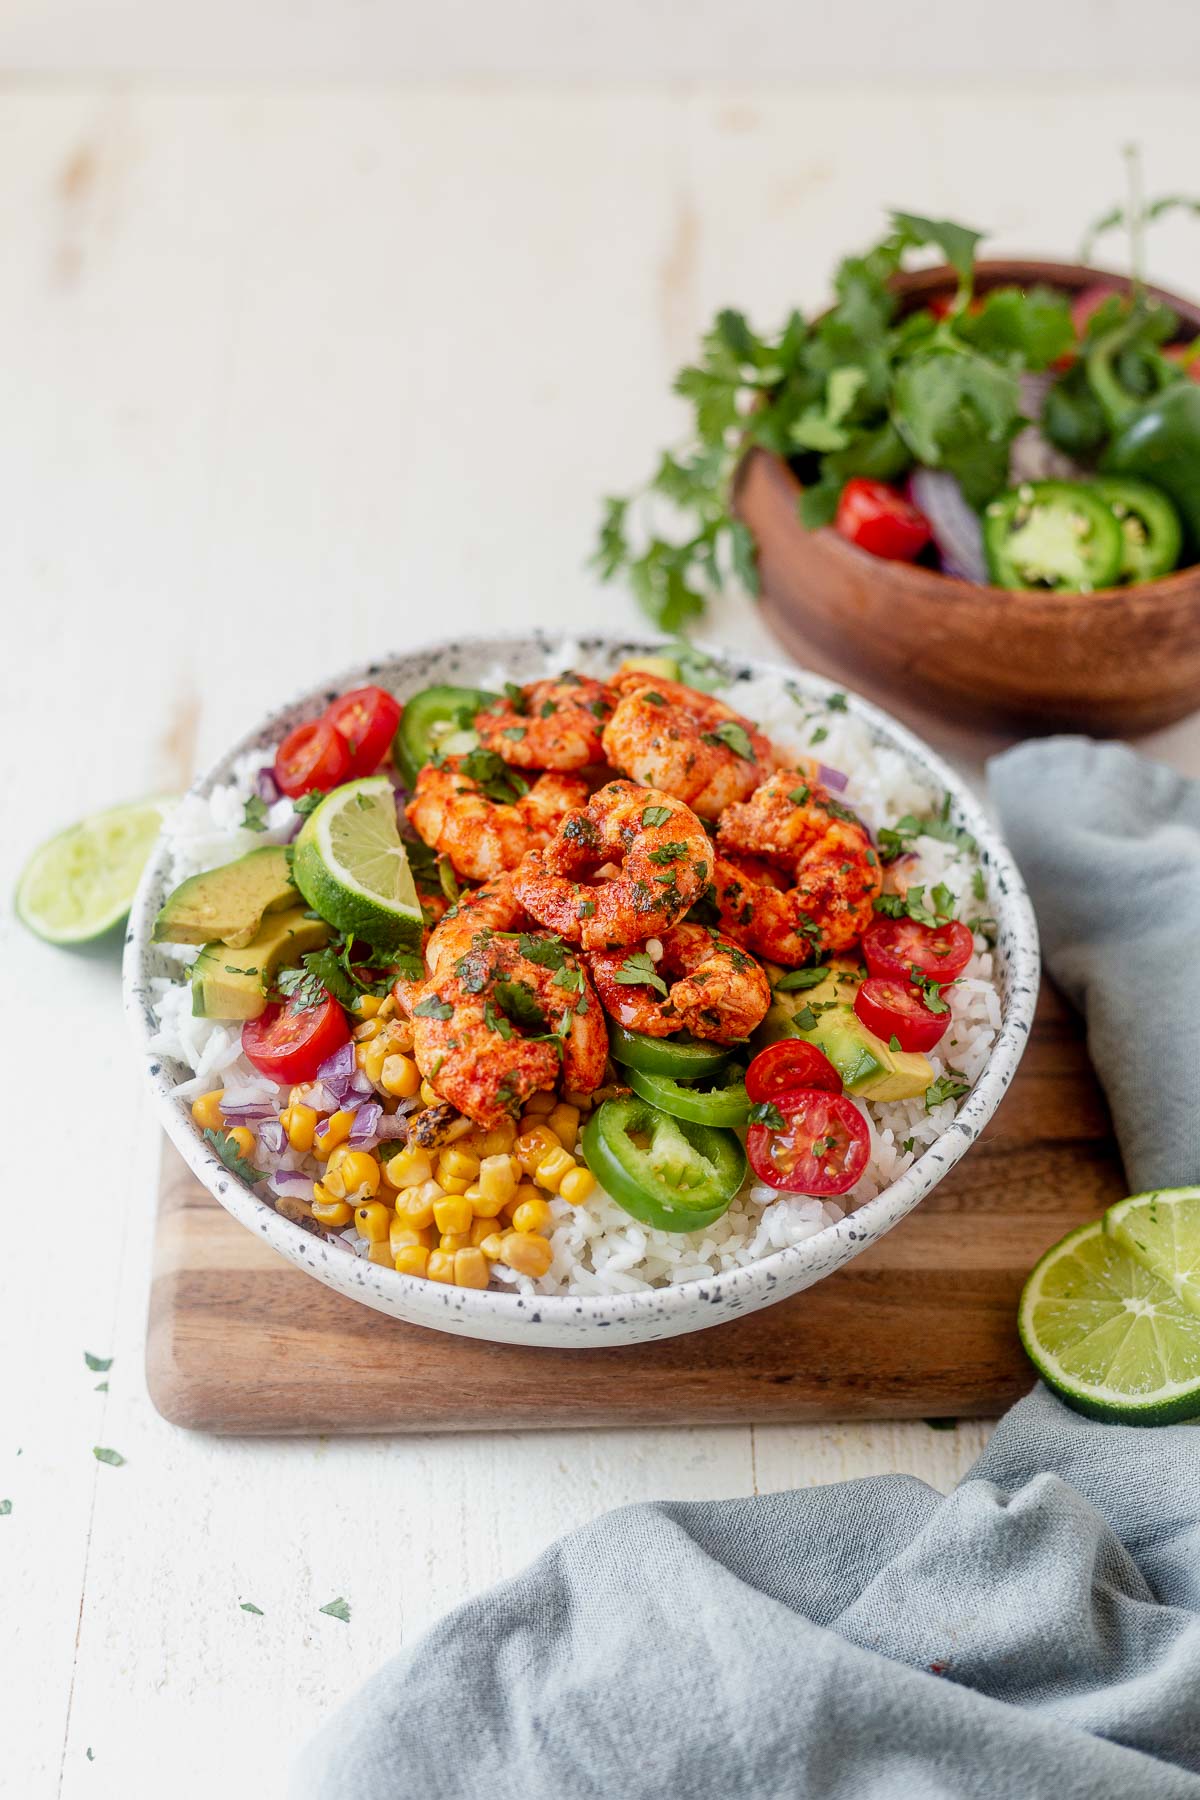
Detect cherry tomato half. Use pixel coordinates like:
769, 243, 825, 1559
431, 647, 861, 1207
854, 976, 950, 1055
324, 685, 402, 779
835, 478, 932, 563
746, 1088, 870, 1196
242, 990, 351, 1084
862, 915, 974, 986
745, 1039, 842, 1103
273, 719, 352, 799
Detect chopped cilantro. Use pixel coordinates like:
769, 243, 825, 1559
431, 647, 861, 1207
458, 748, 530, 804
889, 1034, 902, 1051
613, 952, 668, 998
493, 980, 547, 1030
540, 698, 558, 718
701, 720, 756, 761
319, 1597, 351, 1623
647, 840, 686, 866
901, 1137, 915, 1155
502, 725, 527, 741
826, 692, 848, 712
503, 681, 530, 714
773, 966, 830, 992
747, 1101, 786, 1130
92, 1446, 125, 1467
519, 934, 567, 970
84, 1352, 112, 1373
413, 995, 453, 1020
972, 867, 987, 902
809, 726, 829, 746
240, 1601, 264, 1615
577, 898, 596, 919
925, 1071, 970, 1110
241, 794, 269, 832
203, 1127, 261, 1184
792, 1004, 818, 1031
641, 804, 672, 829
789, 784, 811, 806
293, 788, 325, 819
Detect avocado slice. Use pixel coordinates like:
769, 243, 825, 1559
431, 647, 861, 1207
618, 653, 680, 682
154, 845, 297, 951
755, 958, 932, 1102
191, 907, 329, 1021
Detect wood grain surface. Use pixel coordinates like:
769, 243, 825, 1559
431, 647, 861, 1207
146, 982, 1127, 1434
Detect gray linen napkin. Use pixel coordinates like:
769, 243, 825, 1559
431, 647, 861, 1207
295, 738, 1200, 1800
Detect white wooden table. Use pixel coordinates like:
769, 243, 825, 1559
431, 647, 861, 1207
4, 83, 1200, 1800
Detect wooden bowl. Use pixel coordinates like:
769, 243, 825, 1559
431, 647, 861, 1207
737, 260, 1200, 734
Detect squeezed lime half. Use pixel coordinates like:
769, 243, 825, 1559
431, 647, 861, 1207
15, 796, 176, 945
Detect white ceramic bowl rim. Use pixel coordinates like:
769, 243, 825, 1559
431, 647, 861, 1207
124, 631, 1040, 1336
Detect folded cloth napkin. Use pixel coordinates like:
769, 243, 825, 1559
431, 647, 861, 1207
295, 738, 1200, 1800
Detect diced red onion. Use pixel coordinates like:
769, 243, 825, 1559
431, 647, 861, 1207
256, 767, 281, 804
348, 1102, 383, 1147
258, 1119, 286, 1155
906, 468, 987, 585
269, 1168, 315, 1198
218, 1101, 276, 1123
1009, 372, 1089, 483
375, 1112, 410, 1141
816, 763, 849, 793
318, 1043, 355, 1083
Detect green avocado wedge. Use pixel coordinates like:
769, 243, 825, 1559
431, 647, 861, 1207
153, 845, 297, 949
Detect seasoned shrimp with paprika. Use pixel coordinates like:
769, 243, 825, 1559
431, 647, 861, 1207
475, 675, 613, 771
711, 771, 883, 964
601, 675, 775, 818
513, 779, 711, 951
406, 756, 587, 884
588, 923, 770, 1044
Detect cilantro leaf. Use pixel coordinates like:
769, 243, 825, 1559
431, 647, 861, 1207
319, 1596, 351, 1623
518, 934, 567, 970
413, 995, 453, 1020
293, 788, 325, 820
773, 966, 830, 992
701, 720, 756, 761
890, 210, 984, 292
240, 1601, 264, 1615
458, 748, 530, 805
925, 1071, 970, 1111
84, 1352, 113, 1373
641, 805, 672, 829
493, 980, 547, 1030
242, 795, 269, 832
93, 1446, 125, 1467
203, 1127, 262, 1185
890, 345, 1021, 507
613, 952, 669, 998
747, 1101, 786, 1130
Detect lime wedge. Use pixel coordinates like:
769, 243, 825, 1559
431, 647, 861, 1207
1019, 1219, 1200, 1423
15, 796, 176, 946
292, 776, 422, 955
1107, 1186, 1200, 1319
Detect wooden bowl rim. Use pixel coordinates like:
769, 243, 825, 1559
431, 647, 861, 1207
746, 256, 1200, 613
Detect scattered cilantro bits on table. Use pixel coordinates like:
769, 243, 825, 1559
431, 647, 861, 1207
319, 1596, 351, 1623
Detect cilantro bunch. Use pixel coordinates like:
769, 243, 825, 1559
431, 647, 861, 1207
592, 209, 1077, 630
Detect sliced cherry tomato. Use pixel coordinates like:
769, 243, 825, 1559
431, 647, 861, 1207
862, 915, 974, 986
241, 990, 351, 1083
926, 294, 983, 323
273, 719, 352, 799
746, 1089, 869, 1197
745, 1039, 841, 1103
854, 976, 950, 1054
324, 685, 402, 779
835, 478, 932, 563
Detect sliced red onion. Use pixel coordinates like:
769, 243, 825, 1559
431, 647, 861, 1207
269, 1168, 315, 1198
348, 1102, 383, 1147
258, 1118, 286, 1156
906, 468, 987, 585
318, 1043, 355, 1083
816, 763, 849, 793
256, 767, 281, 804
218, 1100, 277, 1124
1009, 374, 1090, 484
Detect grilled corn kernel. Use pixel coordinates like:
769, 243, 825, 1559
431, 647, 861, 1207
454, 1248, 490, 1290
384, 1146, 433, 1189
439, 1147, 480, 1184
479, 1230, 510, 1260
279, 1102, 318, 1153
547, 1103, 580, 1147
311, 1188, 354, 1228
439, 1230, 472, 1253
367, 1239, 394, 1266
352, 1015, 385, 1042
534, 1146, 575, 1195
354, 1201, 391, 1244
516, 1125, 560, 1176
499, 1232, 554, 1277
396, 1181, 441, 1230
426, 1249, 455, 1285
512, 1195, 554, 1235
420, 1079, 442, 1108
380, 1053, 421, 1099
313, 1109, 355, 1159
275, 1193, 314, 1227
477, 1153, 519, 1208
324, 1148, 381, 1201
559, 1165, 596, 1205
191, 1090, 225, 1131
354, 993, 384, 1019
226, 1126, 255, 1159
433, 1194, 472, 1236
394, 1244, 430, 1279
522, 1089, 556, 1116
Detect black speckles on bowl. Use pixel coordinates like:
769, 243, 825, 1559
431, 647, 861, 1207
123, 631, 1040, 1349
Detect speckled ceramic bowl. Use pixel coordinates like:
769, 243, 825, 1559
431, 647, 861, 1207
125, 633, 1040, 1348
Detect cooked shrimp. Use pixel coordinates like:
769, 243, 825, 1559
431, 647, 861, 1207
393, 883, 607, 1127
513, 779, 711, 951
406, 759, 587, 884
601, 675, 776, 818
711, 770, 883, 964
587, 922, 770, 1044
474, 675, 613, 771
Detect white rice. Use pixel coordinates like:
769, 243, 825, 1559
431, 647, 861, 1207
149, 648, 1002, 1298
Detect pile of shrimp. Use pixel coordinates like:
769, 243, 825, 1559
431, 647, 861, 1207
396, 665, 881, 1126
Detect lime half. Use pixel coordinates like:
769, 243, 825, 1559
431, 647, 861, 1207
1019, 1219, 1200, 1423
292, 776, 422, 955
1107, 1186, 1200, 1319
15, 796, 176, 946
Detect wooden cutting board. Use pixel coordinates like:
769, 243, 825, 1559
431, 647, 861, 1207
146, 982, 1126, 1434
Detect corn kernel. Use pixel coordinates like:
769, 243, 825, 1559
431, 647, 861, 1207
323, 1148, 381, 1201
191, 1090, 225, 1131
516, 1125, 560, 1176
534, 1146, 576, 1195
354, 994, 384, 1019
225, 1126, 255, 1159
479, 1230, 511, 1260
384, 1146, 433, 1189
275, 1193, 314, 1227
353, 1014, 386, 1042
476, 1119, 518, 1155
420, 1079, 441, 1108
312, 1189, 354, 1228
499, 1232, 553, 1277
454, 1248, 490, 1290
367, 1239, 394, 1266
465, 1183, 507, 1220
380, 1053, 421, 1098
469, 1215, 498, 1248
522, 1089, 556, 1116
439, 1230, 472, 1253
390, 1219, 433, 1256
477, 1153, 519, 1208
394, 1244, 430, 1279
313, 1109, 355, 1159
512, 1195, 554, 1235
559, 1165, 596, 1205
426, 1250, 455, 1285
396, 1181, 440, 1230
279, 1102, 318, 1153
354, 1201, 391, 1244
503, 1181, 539, 1221
439, 1147, 480, 1184
548, 1103, 580, 1147
433, 1194, 472, 1236
356, 1038, 391, 1084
